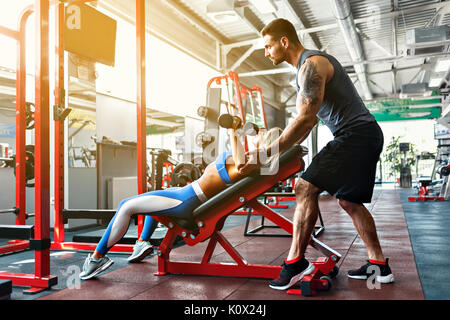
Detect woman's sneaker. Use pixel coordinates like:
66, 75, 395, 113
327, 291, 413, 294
269, 258, 315, 290
127, 240, 154, 263
347, 258, 394, 283
79, 254, 114, 280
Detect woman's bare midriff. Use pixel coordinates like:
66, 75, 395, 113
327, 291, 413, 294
196, 157, 245, 200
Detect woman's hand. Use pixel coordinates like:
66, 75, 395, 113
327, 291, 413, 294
238, 148, 267, 176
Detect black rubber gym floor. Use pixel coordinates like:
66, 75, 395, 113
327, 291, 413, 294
398, 189, 450, 300
1, 186, 449, 300
0, 214, 259, 300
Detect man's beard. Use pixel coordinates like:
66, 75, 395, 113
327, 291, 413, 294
271, 57, 282, 65
270, 51, 285, 65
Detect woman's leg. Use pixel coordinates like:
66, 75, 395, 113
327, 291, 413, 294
93, 191, 183, 258
92, 198, 132, 258
138, 215, 159, 241
126, 215, 159, 263
80, 185, 200, 279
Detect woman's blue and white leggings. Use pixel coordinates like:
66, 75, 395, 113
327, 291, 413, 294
95, 181, 206, 255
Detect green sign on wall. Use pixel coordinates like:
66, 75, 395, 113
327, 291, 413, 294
365, 97, 442, 122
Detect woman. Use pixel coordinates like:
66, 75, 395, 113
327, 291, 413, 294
79, 125, 282, 280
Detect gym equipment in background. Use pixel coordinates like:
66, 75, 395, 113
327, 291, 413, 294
399, 142, 412, 188
409, 125, 450, 201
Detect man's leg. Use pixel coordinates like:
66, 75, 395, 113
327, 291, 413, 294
337, 199, 384, 261
269, 177, 320, 290
287, 177, 322, 260
338, 199, 395, 283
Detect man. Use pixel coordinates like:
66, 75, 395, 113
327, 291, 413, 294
239, 18, 394, 290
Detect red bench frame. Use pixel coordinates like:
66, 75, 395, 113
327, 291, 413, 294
152, 146, 341, 296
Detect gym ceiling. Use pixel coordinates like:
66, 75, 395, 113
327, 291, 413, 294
1, 0, 450, 123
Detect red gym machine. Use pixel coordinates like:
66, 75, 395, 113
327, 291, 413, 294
152, 145, 341, 297
202, 71, 298, 216
0, 0, 149, 293
51, 0, 148, 254
408, 179, 445, 201
0, 0, 57, 294
205, 71, 267, 155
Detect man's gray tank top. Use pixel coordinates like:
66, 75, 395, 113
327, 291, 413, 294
296, 49, 375, 135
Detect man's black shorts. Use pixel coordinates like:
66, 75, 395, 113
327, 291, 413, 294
301, 121, 384, 204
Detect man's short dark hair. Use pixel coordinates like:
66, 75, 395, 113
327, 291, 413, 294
261, 18, 301, 46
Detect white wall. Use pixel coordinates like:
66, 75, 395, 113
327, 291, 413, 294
96, 93, 137, 142
95, 13, 221, 119
378, 119, 438, 153
316, 119, 439, 155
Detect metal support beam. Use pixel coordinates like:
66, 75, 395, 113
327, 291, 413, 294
391, 65, 398, 97
230, 43, 258, 71
34, 0, 52, 284
223, 5, 264, 71
54, 0, 65, 243
319, 31, 340, 52
429, 4, 450, 27
136, 0, 147, 235
355, 27, 394, 57
224, 1, 450, 51
424, 6, 444, 28
238, 51, 450, 78
369, 79, 392, 97
283, 90, 297, 105
15, 7, 33, 226
216, 41, 222, 70
233, 6, 263, 36
392, 0, 398, 96
331, 0, 372, 100
408, 68, 426, 85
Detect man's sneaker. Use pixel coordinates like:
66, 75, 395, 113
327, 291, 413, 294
79, 254, 114, 280
127, 240, 154, 263
269, 258, 315, 290
347, 258, 394, 283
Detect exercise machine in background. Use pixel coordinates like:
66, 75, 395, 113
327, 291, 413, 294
196, 71, 267, 160
399, 143, 413, 188
196, 71, 325, 237
409, 122, 450, 201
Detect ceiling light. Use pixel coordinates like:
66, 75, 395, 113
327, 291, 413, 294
208, 12, 239, 23
206, 0, 240, 24
248, 0, 277, 14
429, 77, 443, 88
434, 59, 450, 73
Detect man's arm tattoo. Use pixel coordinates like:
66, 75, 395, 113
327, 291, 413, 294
298, 60, 323, 106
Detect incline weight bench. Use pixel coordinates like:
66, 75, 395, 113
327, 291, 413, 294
152, 145, 341, 296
